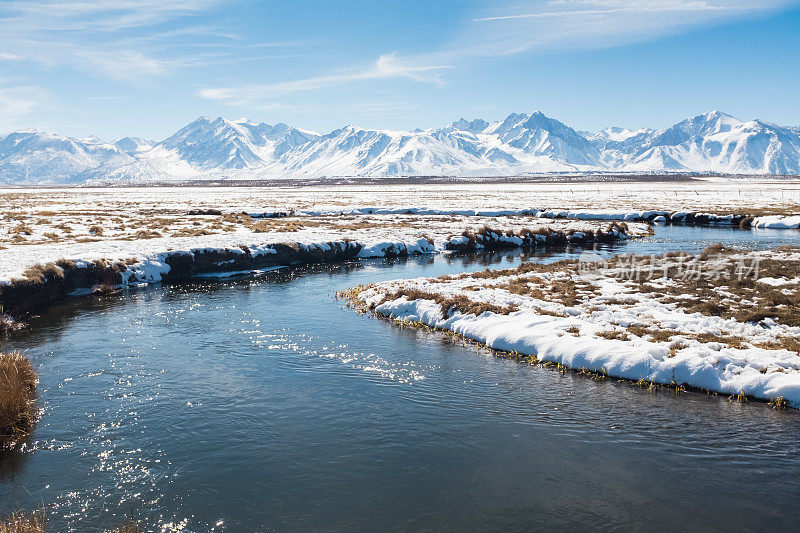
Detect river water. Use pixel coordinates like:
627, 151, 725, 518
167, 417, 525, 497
2, 226, 800, 531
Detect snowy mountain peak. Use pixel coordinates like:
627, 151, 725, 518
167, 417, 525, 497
702, 110, 736, 120
114, 137, 154, 155
488, 112, 532, 134
1, 110, 799, 183
449, 118, 490, 134
682, 111, 742, 133
589, 127, 654, 142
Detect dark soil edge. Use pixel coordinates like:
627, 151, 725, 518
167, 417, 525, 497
0, 225, 632, 320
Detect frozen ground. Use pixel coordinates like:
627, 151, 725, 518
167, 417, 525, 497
2, 179, 798, 284
0, 212, 645, 285
349, 247, 800, 407
3, 179, 800, 222
2, 179, 799, 246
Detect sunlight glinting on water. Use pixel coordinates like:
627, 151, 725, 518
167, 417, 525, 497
2, 225, 800, 531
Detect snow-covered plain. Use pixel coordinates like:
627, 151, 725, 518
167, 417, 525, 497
351, 248, 800, 407
3, 179, 800, 220
2, 180, 798, 283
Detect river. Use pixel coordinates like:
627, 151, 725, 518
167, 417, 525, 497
2, 225, 800, 531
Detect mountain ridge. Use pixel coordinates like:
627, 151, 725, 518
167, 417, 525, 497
2, 110, 799, 184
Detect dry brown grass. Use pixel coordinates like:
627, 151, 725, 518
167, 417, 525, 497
755, 336, 800, 353
221, 212, 248, 224
633, 248, 800, 327
0, 511, 45, 533
249, 218, 322, 233
131, 230, 162, 240
0, 511, 137, 533
378, 288, 518, 318
668, 340, 689, 357
451, 258, 580, 281
534, 307, 567, 317
626, 325, 682, 342
170, 228, 213, 237
627, 326, 756, 350
693, 332, 749, 349
10, 225, 33, 236
19, 263, 65, 283
91, 284, 120, 296
0, 352, 37, 447
334, 221, 387, 231
499, 279, 546, 299
596, 329, 630, 341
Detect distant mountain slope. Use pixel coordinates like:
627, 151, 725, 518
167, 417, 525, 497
1, 110, 799, 184
0, 131, 132, 184
611, 112, 800, 174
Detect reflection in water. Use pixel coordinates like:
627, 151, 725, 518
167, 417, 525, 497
0, 225, 799, 530
0, 446, 28, 482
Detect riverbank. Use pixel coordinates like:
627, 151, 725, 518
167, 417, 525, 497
344, 246, 800, 407
0, 215, 645, 317
4, 180, 800, 318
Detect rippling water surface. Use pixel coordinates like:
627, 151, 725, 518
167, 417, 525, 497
2, 226, 800, 531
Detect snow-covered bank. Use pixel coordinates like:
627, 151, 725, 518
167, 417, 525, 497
0, 214, 646, 284
347, 247, 800, 408
257, 206, 800, 228
2, 181, 799, 321
752, 215, 800, 229
0, 217, 642, 316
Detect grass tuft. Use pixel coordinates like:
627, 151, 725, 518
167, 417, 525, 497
0, 309, 25, 337
91, 284, 120, 296
0, 352, 38, 447
20, 263, 64, 283
596, 329, 630, 341
769, 396, 788, 410
0, 511, 45, 533
10, 225, 33, 236
378, 288, 518, 318
0, 511, 139, 533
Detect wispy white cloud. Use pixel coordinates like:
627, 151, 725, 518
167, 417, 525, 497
460, 0, 794, 55
199, 0, 794, 108
0, 0, 299, 80
473, 0, 757, 21
0, 83, 50, 132
84, 96, 131, 102
200, 53, 449, 105
1, 0, 220, 32
1, 0, 796, 126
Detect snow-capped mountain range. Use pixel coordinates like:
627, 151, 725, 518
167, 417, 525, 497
1, 111, 799, 184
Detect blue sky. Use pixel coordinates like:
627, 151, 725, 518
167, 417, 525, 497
1, 0, 799, 140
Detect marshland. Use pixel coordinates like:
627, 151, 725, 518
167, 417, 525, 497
2, 182, 800, 530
